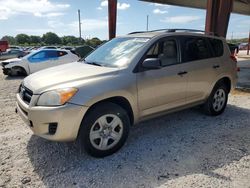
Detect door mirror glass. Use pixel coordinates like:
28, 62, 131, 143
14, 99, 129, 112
142, 58, 161, 70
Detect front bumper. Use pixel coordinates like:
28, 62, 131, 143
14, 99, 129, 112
2, 67, 11, 75
16, 94, 88, 142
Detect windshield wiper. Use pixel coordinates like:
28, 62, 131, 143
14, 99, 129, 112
86, 61, 103, 67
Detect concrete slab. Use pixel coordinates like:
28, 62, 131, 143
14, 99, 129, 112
237, 58, 250, 89
238, 50, 250, 59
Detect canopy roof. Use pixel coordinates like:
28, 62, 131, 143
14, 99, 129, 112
141, 0, 250, 15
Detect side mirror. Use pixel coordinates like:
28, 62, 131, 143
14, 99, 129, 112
142, 58, 161, 70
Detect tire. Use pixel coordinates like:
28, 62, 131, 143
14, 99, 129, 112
10, 67, 27, 76
78, 102, 130, 157
203, 82, 229, 116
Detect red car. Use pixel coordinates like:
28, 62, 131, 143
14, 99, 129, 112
0, 41, 9, 53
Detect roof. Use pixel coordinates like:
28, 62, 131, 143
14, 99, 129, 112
140, 0, 250, 15
126, 29, 224, 39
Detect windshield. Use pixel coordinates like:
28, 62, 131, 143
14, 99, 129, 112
84, 37, 150, 68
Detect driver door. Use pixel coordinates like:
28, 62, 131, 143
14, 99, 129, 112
136, 37, 188, 117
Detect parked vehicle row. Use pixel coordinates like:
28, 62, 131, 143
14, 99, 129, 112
0, 45, 96, 75
238, 43, 249, 50
0, 49, 27, 61
15, 29, 237, 157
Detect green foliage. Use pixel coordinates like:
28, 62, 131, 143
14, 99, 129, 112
15, 34, 30, 44
227, 38, 249, 44
86, 37, 102, 48
42, 32, 61, 45
1, 32, 107, 47
61, 36, 81, 45
30, 35, 41, 44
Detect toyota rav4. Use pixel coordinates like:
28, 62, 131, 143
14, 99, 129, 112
16, 29, 237, 157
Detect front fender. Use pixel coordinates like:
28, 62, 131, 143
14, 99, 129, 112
69, 74, 139, 123
5, 61, 29, 74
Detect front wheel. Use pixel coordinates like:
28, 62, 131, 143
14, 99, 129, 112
203, 83, 228, 116
9, 67, 27, 76
78, 102, 130, 157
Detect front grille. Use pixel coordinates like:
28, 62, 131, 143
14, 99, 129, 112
19, 85, 33, 104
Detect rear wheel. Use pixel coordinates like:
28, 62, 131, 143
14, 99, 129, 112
203, 82, 228, 116
78, 102, 130, 157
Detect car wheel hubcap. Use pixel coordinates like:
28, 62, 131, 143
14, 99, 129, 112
90, 114, 123, 150
212, 88, 226, 112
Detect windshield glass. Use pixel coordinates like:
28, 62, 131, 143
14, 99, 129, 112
84, 37, 150, 67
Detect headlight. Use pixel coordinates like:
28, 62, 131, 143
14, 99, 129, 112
37, 88, 78, 106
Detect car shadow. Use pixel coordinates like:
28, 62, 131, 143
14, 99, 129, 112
26, 104, 250, 187
4, 75, 26, 80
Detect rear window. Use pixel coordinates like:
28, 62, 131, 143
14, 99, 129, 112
182, 37, 212, 62
208, 38, 224, 57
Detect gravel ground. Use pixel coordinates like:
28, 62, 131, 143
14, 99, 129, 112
0, 71, 250, 188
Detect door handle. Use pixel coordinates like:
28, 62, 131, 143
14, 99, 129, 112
213, 65, 220, 69
178, 71, 188, 76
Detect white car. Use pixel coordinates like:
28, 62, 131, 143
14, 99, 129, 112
1, 49, 79, 76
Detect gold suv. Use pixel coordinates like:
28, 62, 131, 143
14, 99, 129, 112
16, 29, 237, 157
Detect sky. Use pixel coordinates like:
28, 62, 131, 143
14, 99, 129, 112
0, 0, 249, 40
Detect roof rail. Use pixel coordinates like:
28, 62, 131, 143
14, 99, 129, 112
128, 28, 219, 36
128, 31, 147, 35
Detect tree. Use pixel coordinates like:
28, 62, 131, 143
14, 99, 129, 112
61, 36, 80, 45
30, 35, 41, 44
42, 32, 61, 45
15, 34, 30, 44
86, 37, 102, 47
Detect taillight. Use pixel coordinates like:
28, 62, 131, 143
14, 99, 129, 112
230, 54, 240, 71
230, 54, 237, 63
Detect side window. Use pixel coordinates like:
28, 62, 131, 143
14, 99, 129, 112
183, 37, 212, 62
46, 51, 58, 58
145, 39, 178, 66
208, 38, 224, 57
159, 40, 178, 66
146, 43, 159, 58
32, 51, 46, 59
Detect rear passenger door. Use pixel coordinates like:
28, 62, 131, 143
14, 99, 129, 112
181, 36, 223, 104
53, 51, 69, 65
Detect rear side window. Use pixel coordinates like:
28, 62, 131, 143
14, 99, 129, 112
182, 37, 212, 62
208, 38, 224, 57
46, 51, 58, 58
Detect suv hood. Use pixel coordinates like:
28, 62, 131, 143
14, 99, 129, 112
23, 62, 119, 94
